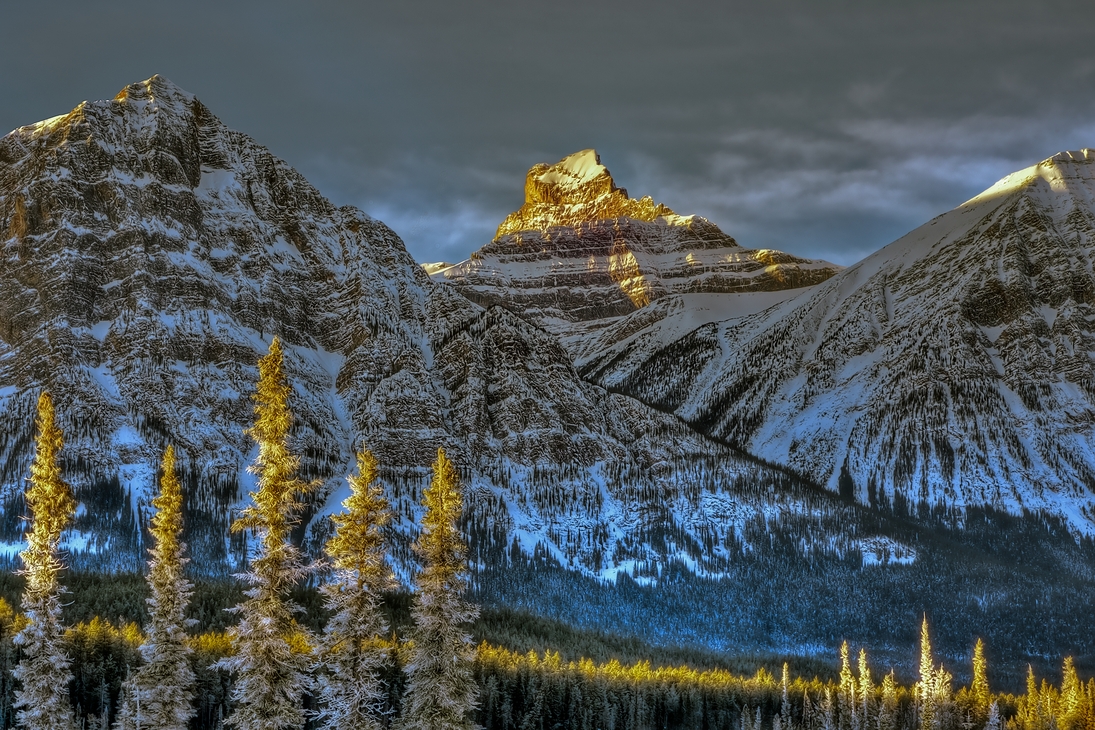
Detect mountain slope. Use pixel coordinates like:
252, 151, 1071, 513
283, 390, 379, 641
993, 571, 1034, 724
429, 149, 841, 341
582, 151, 1095, 530
0, 76, 833, 579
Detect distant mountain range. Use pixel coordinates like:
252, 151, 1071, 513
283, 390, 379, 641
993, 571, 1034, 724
427, 149, 841, 344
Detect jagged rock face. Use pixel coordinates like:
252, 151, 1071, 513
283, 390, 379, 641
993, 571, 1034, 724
583, 151, 1095, 531
429, 149, 841, 335
495, 148, 674, 236
0, 76, 791, 576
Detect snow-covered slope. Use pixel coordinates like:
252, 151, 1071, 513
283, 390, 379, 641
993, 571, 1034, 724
0, 76, 855, 577
428, 150, 841, 341
584, 151, 1095, 531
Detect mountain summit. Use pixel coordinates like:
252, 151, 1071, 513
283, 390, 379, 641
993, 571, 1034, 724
430, 149, 841, 337
495, 149, 676, 236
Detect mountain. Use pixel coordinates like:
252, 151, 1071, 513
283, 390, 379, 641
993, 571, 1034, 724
0, 76, 844, 581
4, 78, 1095, 670
581, 151, 1095, 531
427, 149, 841, 342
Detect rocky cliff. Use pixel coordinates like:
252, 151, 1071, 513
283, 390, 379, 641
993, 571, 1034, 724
428, 150, 841, 337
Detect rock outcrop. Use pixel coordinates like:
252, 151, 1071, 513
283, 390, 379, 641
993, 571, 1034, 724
429, 149, 841, 334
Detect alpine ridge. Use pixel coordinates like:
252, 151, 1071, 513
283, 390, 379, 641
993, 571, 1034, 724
1, 78, 1094, 669
582, 150, 1095, 531
0, 76, 832, 581
428, 149, 841, 340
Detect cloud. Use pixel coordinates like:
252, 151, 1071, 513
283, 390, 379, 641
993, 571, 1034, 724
3, 0, 1095, 268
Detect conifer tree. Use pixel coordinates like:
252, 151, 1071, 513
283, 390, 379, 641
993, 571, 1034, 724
781, 662, 792, 729
313, 447, 393, 730
879, 671, 898, 730
821, 689, 836, 730
858, 648, 875, 730
400, 447, 479, 730
970, 639, 990, 723
1022, 666, 1039, 730
984, 701, 1002, 730
919, 616, 937, 730
114, 446, 196, 730
13, 392, 77, 730
839, 641, 857, 730
219, 337, 316, 730
1061, 657, 1083, 730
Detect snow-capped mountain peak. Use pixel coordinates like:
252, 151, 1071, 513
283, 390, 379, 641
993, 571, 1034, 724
432, 149, 841, 341
581, 148, 1095, 532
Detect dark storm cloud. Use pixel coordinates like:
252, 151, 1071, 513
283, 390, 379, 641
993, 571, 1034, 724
3, 0, 1094, 265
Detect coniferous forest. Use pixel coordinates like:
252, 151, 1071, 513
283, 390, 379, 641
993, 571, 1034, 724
0, 338, 1092, 730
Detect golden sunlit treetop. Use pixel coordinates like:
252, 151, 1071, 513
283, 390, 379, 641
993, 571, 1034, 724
23, 392, 76, 589
325, 447, 391, 579
233, 336, 314, 542
150, 445, 183, 560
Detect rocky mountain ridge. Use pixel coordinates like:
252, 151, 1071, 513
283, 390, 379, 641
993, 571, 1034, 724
579, 150, 1095, 532
428, 149, 841, 339
0, 77, 859, 581
2, 78, 1094, 667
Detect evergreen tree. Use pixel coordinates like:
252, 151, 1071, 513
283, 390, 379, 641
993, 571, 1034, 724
114, 446, 196, 730
858, 648, 875, 730
1061, 657, 1083, 730
400, 447, 479, 730
839, 642, 857, 730
984, 701, 1001, 730
781, 662, 792, 729
313, 447, 394, 730
218, 337, 316, 730
919, 617, 936, 730
970, 639, 990, 724
821, 689, 836, 730
13, 392, 77, 730
879, 671, 898, 730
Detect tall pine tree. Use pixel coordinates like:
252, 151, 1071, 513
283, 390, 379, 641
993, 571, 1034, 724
313, 447, 394, 730
219, 337, 316, 730
114, 445, 196, 730
858, 647, 874, 730
838, 641, 856, 730
13, 392, 77, 730
400, 447, 479, 730
919, 616, 937, 730
970, 638, 991, 723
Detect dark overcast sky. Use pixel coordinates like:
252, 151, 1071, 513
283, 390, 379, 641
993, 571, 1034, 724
3, 0, 1094, 265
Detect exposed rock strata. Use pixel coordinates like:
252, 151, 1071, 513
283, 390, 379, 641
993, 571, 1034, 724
429, 149, 841, 334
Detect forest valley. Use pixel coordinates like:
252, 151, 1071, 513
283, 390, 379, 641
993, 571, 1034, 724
0, 338, 1091, 730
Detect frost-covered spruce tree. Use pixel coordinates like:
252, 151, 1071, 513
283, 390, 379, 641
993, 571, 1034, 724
219, 337, 316, 730
400, 447, 479, 730
114, 445, 196, 730
13, 392, 77, 730
313, 447, 394, 730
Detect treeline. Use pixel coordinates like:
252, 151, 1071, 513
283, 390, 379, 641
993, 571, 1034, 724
0, 599, 1090, 730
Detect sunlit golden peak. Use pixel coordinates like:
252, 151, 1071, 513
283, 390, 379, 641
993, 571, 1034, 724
495, 149, 677, 239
